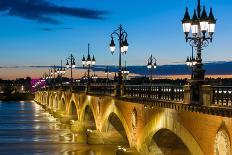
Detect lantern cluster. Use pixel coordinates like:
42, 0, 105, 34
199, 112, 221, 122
82, 54, 95, 66
109, 37, 128, 54
66, 59, 76, 69
147, 55, 157, 69
182, 6, 216, 40
186, 56, 197, 67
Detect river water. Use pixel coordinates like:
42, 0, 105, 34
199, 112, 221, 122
0, 101, 117, 155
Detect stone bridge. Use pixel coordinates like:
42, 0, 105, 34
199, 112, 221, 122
34, 86, 232, 155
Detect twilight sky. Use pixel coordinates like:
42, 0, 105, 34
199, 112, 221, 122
0, 0, 231, 79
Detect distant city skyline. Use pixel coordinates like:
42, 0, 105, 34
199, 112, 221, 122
0, 0, 232, 79
1, 61, 232, 80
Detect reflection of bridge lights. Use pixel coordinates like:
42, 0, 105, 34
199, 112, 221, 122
33, 125, 41, 130
117, 146, 127, 152
144, 104, 148, 109
87, 129, 93, 133
70, 120, 75, 125
48, 115, 57, 122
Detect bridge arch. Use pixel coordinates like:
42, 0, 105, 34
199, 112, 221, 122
68, 100, 78, 120
138, 109, 204, 155
79, 99, 97, 130
149, 128, 191, 155
83, 105, 97, 130
53, 95, 58, 110
46, 92, 49, 106
49, 94, 53, 108
59, 97, 66, 112
41, 93, 44, 104
101, 104, 131, 146
42, 92, 47, 105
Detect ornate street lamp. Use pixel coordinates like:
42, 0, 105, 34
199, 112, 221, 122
181, 0, 216, 104
66, 54, 76, 83
82, 44, 96, 91
45, 69, 53, 89
109, 24, 129, 96
57, 60, 66, 88
186, 47, 197, 79
182, 0, 216, 80
121, 61, 129, 81
50, 65, 57, 78
91, 72, 98, 81
105, 66, 111, 83
82, 44, 96, 82
147, 55, 157, 81
47, 69, 52, 79
50, 65, 58, 88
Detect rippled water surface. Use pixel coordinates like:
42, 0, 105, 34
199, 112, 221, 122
0, 101, 117, 155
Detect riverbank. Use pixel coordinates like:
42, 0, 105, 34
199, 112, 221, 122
0, 93, 34, 101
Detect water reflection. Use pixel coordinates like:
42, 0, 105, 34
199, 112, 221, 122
0, 101, 117, 155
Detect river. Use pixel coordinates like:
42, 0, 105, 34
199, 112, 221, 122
0, 101, 117, 155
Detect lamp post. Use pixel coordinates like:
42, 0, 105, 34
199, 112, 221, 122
45, 69, 52, 89
91, 71, 98, 82
50, 65, 57, 78
105, 66, 111, 84
82, 43, 96, 90
109, 24, 129, 96
147, 55, 157, 81
121, 61, 130, 81
182, 0, 216, 80
186, 47, 197, 79
66, 54, 76, 84
50, 65, 58, 89
181, 0, 216, 104
57, 60, 66, 88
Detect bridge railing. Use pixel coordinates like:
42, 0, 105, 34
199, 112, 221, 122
88, 84, 115, 96
212, 86, 232, 108
123, 85, 184, 102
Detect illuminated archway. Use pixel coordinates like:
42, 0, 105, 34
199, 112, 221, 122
106, 112, 129, 145
69, 101, 78, 120
59, 98, 66, 111
101, 104, 130, 145
149, 129, 191, 155
53, 96, 58, 110
138, 109, 204, 155
83, 105, 96, 130
49, 95, 53, 108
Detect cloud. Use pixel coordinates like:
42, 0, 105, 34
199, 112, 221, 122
39, 28, 54, 31
0, 0, 107, 24
39, 27, 73, 31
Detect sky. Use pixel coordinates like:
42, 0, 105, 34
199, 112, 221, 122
0, 0, 232, 79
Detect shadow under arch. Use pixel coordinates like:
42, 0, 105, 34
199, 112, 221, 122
53, 95, 58, 110
138, 110, 204, 155
69, 100, 78, 120
49, 94, 53, 108
79, 99, 98, 129
100, 104, 130, 146
83, 105, 97, 130
149, 129, 191, 155
106, 112, 129, 145
59, 98, 66, 112
42, 92, 47, 105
